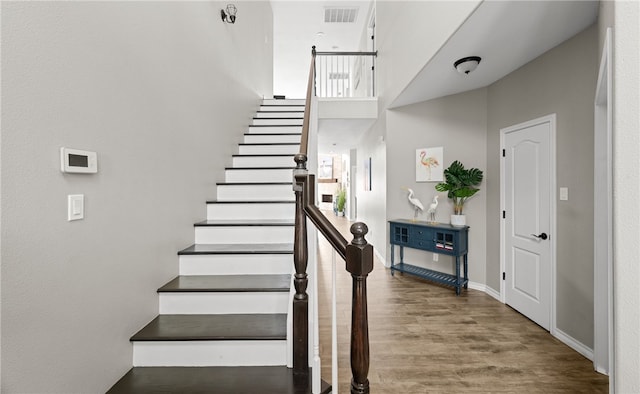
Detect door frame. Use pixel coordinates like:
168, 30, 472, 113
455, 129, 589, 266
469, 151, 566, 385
593, 27, 613, 379
500, 114, 558, 335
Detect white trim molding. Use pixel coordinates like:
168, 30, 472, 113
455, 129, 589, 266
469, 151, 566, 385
374, 248, 386, 267
553, 328, 594, 362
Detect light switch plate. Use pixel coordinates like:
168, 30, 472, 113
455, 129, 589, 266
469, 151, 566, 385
559, 187, 569, 201
68, 194, 84, 221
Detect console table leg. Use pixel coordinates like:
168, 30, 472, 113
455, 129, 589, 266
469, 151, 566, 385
455, 256, 461, 296
390, 245, 395, 276
463, 254, 468, 289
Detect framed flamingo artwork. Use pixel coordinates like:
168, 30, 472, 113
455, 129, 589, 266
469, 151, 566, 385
416, 147, 443, 182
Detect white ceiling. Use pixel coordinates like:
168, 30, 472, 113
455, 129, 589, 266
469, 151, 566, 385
271, 0, 600, 154
271, 0, 372, 51
271, 0, 373, 97
390, 0, 600, 108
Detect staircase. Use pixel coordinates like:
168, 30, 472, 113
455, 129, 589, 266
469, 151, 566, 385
108, 99, 330, 393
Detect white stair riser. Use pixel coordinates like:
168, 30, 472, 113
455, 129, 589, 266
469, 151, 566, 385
232, 156, 295, 168
255, 112, 304, 119
248, 126, 302, 134
225, 169, 292, 183
260, 106, 304, 112
216, 184, 293, 201
263, 99, 305, 106
238, 144, 299, 155
133, 340, 287, 367
207, 203, 294, 220
252, 118, 302, 126
243, 134, 301, 144
179, 254, 292, 276
159, 292, 289, 314
195, 226, 294, 244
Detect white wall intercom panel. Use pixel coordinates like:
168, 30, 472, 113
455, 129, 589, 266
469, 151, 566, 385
60, 147, 98, 173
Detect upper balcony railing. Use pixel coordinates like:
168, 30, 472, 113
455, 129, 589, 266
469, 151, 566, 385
313, 46, 378, 98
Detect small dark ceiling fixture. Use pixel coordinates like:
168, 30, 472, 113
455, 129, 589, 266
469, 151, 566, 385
221, 4, 237, 24
454, 56, 482, 75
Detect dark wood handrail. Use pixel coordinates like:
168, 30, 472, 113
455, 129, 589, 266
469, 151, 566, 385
292, 46, 373, 394
299, 47, 316, 156
297, 154, 348, 259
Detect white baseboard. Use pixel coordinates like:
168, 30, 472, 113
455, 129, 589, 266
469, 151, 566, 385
467, 281, 501, 302
467, 281, 486, 292
374, 248, 387, 267
484, 286, 501, 302
552, 327, 594, 361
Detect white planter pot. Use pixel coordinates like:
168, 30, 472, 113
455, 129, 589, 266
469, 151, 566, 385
451, 214, 466, 227
337, 211, 345, 217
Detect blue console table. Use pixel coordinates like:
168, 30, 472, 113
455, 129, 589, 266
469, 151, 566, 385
389, 219, 469, 295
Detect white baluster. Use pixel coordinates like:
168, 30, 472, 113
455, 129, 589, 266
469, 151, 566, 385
332, 249, 338, 394
312, 233, 321, 393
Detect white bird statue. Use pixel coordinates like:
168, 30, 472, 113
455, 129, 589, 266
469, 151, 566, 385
406, 188, 424, 221
427, 195, 439, 223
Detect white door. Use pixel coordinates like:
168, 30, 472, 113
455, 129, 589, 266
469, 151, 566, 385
502, 115, 555, 330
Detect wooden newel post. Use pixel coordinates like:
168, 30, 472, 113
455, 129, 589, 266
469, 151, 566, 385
346, 222, 374, 394
293, 153, 309, 374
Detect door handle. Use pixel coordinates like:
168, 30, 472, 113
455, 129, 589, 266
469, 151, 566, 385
531, 232, 548, 240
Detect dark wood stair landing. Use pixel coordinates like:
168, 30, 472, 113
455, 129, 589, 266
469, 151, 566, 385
107, 366, 331, 394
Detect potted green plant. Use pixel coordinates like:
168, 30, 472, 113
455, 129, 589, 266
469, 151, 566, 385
435, 160, 483, 226
335, 185, 347, 217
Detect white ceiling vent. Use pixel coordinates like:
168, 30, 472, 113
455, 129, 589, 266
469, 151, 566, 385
324, 7, 358, 23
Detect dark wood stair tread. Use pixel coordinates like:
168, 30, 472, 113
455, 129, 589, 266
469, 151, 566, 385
107, 366, 330, 394
257, 110, 304, 112
216, 181, 292, 185
249, 124, 302, 127
225, 166, 295, 170
232, 154, 296, 157
178, 243, 293, 255
244, 132, 302, 135
253, 117, 302, 120
194, 219, 294, 226
158, 275, 290, 293
239, 142, 300, 145
130, 314, 286, 341
206, 200, 294, 204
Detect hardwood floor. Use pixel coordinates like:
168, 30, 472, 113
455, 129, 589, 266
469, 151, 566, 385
316, 212, 608, 393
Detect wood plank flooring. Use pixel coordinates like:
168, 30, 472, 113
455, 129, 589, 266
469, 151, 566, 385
316, 212, 608, 393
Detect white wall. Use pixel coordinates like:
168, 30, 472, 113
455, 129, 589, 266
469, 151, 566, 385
612, 1, 640, 391
385, 89, 488, 283
355, 122, 387, 259
0, 2, 273, 392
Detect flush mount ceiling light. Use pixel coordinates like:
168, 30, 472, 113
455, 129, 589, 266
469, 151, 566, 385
221, 4, 237, 24
454, 56, 482, 75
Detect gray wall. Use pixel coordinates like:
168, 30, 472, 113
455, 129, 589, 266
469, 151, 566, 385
1, 2, 273, 392
353, 1, 480, 257
385, 89, 487, 284
486, 25, 598, 347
